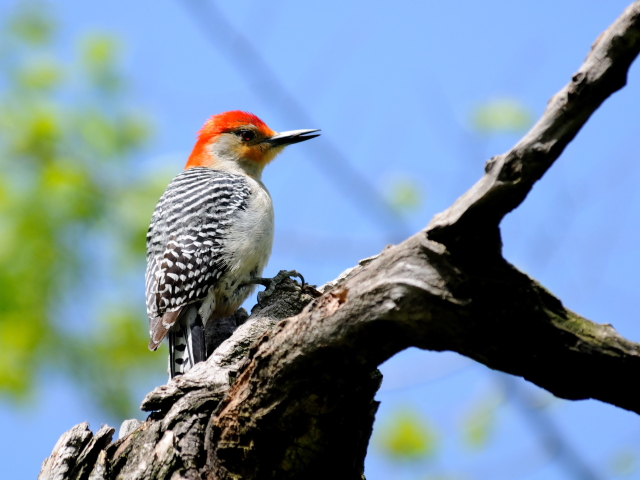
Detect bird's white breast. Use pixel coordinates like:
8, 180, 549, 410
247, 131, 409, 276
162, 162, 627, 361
223, 176, 275, 279
195, 173, 275, 323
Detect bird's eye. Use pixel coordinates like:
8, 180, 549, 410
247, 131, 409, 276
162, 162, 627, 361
239, 130, 255, 142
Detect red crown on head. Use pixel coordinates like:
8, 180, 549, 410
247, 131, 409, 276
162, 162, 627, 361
186, 111, 276, 169
197, 111, 274, 141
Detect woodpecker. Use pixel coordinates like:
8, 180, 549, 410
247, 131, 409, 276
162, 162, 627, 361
146, 111, 319, 378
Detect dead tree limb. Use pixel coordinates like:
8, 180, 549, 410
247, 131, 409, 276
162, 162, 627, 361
40, 2, 640, 479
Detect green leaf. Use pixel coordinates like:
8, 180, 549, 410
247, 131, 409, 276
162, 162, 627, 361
18, 57, 62, 90
7, 2, 56, 46
461, 394, 502, 449
610, 449, 638, 477
80, 34, 123, 94
375, 407, 438, 462
471, 97, 533, 135
387, 175, 423, 214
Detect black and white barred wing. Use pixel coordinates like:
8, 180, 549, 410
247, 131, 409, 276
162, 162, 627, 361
145, 167, 251, 350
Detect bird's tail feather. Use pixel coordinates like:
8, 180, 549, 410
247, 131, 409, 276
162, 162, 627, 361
169, 305, 206, 378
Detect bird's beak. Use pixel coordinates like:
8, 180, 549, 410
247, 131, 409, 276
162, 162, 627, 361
267, 129, 321, 147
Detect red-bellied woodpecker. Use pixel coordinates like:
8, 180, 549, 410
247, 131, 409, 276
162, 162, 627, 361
146, 111, 320, 378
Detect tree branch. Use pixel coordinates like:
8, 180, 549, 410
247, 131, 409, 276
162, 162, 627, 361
40, 2, 640, 479
207, 236, 640, 478
428, 1, 640, 254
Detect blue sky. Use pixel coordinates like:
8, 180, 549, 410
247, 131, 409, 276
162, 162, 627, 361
2, 1, 640, 478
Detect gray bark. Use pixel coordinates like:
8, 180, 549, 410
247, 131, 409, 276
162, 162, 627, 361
40, 2, 640, 479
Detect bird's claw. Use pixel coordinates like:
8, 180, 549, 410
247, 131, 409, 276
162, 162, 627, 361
252, 270, 305, 302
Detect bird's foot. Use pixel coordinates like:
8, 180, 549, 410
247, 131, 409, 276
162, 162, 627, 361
248, 270, 305, 302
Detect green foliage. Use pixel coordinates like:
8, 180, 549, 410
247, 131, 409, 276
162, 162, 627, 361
387, 175, 423, 215
375, 407, 438, 462
471, 97, 533, 135
461, 394, 502, 449
610, 448, 638, 477
0, 2, 168, 418
6, 2, 55, 46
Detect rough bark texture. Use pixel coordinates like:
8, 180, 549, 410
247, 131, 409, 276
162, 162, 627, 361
40, 2, 640, 479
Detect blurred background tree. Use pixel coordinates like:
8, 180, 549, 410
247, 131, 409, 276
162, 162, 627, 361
0, 2, 167, 418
